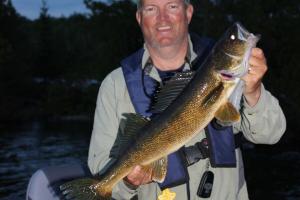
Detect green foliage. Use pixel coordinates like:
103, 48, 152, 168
190, 0, 300, 128
0, 0, 299, 125
83, 0, 143, 79
0, 0, 36, 121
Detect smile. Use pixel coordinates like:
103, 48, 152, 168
157, 26, 171, 31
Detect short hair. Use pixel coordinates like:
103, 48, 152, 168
136, 0, 191, 10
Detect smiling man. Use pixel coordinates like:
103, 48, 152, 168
87, 0, 286, 199
136, 0, 193, 66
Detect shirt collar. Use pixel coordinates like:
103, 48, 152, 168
141, 35, 197, 81
141, 35, 198, 70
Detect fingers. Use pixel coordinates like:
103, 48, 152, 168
241, 48, 267, 106
251, 47, 265, 59
124, 165, 153, 186
243, 48, 267, 78
248, 48, 267, 75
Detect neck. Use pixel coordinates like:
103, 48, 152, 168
146, 38, 189, 71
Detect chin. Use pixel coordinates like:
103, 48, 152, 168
147, 36, 180, 49
157, 37, 176, 47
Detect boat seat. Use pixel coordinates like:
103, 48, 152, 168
26, 164, 91, 200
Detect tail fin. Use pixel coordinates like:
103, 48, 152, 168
60, 178, 111, 200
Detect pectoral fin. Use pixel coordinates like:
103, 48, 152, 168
151, 157, 168, 183
215, 102, 240, 123
142, 157, 168, 183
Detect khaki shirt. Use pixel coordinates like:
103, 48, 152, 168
88, 40, 286, 200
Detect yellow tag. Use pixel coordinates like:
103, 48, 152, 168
158, 189, 176, 200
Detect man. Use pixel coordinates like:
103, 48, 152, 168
88, 0, 286, 199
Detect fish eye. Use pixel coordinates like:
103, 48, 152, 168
230, 34, 236, 40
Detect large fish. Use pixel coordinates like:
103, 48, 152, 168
60, 22, 259, 200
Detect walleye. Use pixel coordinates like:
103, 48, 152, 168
60, 22, 259, 200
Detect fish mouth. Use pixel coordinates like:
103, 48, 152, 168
236, 22, 260, 43
236, 22, 251, 41
225, 23, 261, 78
220, 71, 235, 81
237, 22, 261, 75
238, 33, 260, 77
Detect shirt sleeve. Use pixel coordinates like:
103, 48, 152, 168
234, 84, 286, 144
88, 73, 119, 174
87, 70, 138, 198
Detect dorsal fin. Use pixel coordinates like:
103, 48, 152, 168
120, 113, 150, 144
111, 113, 150, 158
151, 71, 195, 113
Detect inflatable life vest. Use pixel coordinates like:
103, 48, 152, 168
121, 34, 237, 189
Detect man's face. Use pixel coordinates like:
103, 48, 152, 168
136, 0, 193, 49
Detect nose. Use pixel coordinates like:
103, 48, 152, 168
157, 8, 170, 21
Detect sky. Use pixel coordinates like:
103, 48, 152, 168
11, 0, 104, 20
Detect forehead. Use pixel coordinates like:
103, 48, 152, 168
141, 0, 184, 5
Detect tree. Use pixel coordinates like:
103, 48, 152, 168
0, 0, 36, 121
83, 0, 143, 79
34, 0, 60, 79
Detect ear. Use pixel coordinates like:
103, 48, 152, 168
186, 4, 194, 24
136, 10, 141, 26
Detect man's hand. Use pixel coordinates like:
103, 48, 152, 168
242, 48, 268, 107
123, 165, 153, 187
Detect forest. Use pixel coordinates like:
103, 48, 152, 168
0, 0, 299, 145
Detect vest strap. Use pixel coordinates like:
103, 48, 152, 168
121, 34, 238, 189
182, 132, 243, 167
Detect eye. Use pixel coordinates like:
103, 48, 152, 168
167, 3, 180, 11
145, 6, 155, 12
143, 5, 158, 16
230, 34, 236, 40
169, 4, 178, 9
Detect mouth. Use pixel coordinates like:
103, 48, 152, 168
157, 25, 172, 32
220, 71, 235, 81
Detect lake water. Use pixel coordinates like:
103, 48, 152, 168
0, 120, 91, 200
0, 120, 299, 200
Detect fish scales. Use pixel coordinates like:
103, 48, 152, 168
67, 68, 234, 198
60, 22, 260, 200
95, 68, 234, 195
123, 69, 232, 167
